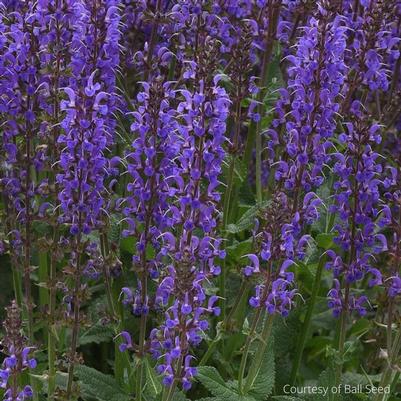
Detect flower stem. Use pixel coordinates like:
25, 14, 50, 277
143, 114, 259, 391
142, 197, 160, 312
47, 225, 59, 401
100, 233, 116, 320
387, 300, 393, 353
290, 253, 327, 385
334, 283, 350, 390
243, 314, 275, 394
162, 356, 183, 401
38, 251, 50, 342
199, 281, 249, 366
136, 309, 147, 401
11, 265, 23, 307
238, 307, 264, 393
255, 1, 281, 203
48, 4, 62, 395
66, 235, 83, 399
23, 81, 37, 345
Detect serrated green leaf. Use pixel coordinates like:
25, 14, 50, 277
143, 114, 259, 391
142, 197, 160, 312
197, 366, 237, 400
306, 336, 333, 360
248, 337, 275, 400
196, 398, 218, 401
170, 391, 191, 401
226, 201, 271, 234
348, 318, 372, 338
144, 358, 162, 396
109, 214, 122, 243
76, 365, 130, 401
30, 372, 68, 391
226, 239, 253, 263
223, 155, 247, 186
79, 323, 114, 345
342, 371, 381, 386
311, 365, 336, 401
197, 367, 256, 401
316, 233, 336, 250
120, 236, 135, 254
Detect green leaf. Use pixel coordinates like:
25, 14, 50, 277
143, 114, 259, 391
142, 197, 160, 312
76, 365, 130, 401
32, 221, 52, 235
226, 239, 253, 263
226, 201, 271, 234
109, 214, 122, 243
170, 391, 191, 401
197, 367, 256, 401
248, 337, 275, 399
197, 366, 237, 400
144, 358, 162, 397
306, 336, 333, 360
316, 233, 336, 250
223, 155, 248, 187
196, 398, 218, 401
30, 371, 68, 392
79, 323, 114, 345
348, 318, 372, 338
120, 236, 135, 254
342, 371, 381, 386
311, 365, 336, 401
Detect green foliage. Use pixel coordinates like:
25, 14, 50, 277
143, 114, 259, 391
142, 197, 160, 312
226, 201, 271, 234
170, 391, 191, 401
196, 398, 218, 401
143, 358, 163, 398
79, 322, 115, 345
248, 337, 275, 400
310, 366, 336, 401
226, 239, 253, 263
197, 366, 256, 401
316, 233, 336, 250
271, 397, 304, 401
76, 365, 131, 401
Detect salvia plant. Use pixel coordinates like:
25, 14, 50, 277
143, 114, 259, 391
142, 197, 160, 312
1, 1, 401, 401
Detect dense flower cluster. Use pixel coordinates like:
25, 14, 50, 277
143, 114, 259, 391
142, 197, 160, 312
245, 4, 346, 317
245, 191, 320, 316
121, 77, 180, 311
271, 7, 347, 194
150, 42, 229, 389
326, 104, 386, 317
57, 1, 121, 234
341, 0, 399, 104
120, 29, 230, 389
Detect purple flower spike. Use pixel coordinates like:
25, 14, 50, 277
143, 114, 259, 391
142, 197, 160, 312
1, 302, 36, 399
